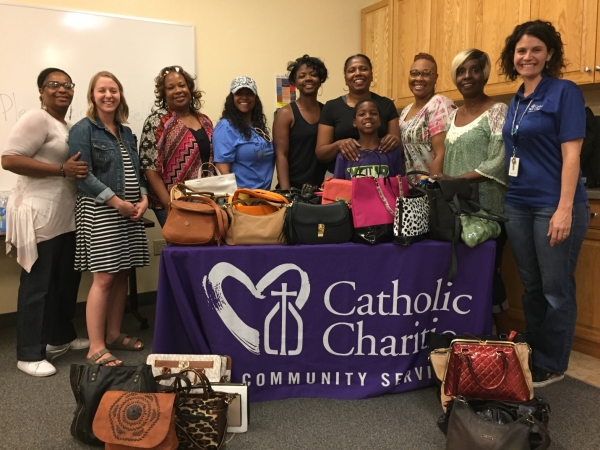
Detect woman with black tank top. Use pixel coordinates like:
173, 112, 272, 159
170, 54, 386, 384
139, 66, 215, 227
274, 55, 328, 189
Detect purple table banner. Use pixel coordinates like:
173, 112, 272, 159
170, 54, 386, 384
154, 241, 494, 401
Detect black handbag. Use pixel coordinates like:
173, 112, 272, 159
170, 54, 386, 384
284, 200, 353, 245
69, 363, 157, 446
444, 396, 551, 450
425, 179, 507, 281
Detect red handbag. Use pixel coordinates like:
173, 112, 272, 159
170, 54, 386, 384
443, 339, 533, 402
322, 178, 352, 205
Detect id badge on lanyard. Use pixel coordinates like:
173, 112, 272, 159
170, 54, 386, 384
510, 98, 534, 177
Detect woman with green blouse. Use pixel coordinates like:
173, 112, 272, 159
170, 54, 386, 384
430, 49, 510, 333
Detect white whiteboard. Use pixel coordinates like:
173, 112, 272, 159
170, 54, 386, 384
0, 2, 195, 190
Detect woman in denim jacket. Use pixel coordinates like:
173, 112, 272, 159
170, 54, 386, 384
69, 71, 150, 366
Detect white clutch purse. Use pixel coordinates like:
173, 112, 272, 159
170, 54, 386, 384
146, 353, 232, 384
184, 162, 237, 197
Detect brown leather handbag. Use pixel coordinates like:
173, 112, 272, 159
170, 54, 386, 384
162, 184, 228, 246
443, 338, 533, 402
92, 391, 178, 449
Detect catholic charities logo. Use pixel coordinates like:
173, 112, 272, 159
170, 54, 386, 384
203, 263, 309, 356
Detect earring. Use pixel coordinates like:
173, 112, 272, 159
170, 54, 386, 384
318, 86, 323, 97
40, 96, 46, 110
370, 81, 375, 88
69, 105, 72, 120
343, 86, 349, 92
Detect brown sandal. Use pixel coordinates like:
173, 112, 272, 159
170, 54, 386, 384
86, 348, 122, 366
106, 333, 144, 351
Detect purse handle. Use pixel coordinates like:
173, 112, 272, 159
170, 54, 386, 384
170, 182, 214, 203
461, 350, 509, 391
373, 178, 395, 217
199, 161, 222, 177
172, 194, 229, 243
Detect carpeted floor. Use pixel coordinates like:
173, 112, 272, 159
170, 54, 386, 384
0, 304, 598, 450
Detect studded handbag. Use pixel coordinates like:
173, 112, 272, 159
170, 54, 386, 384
92, 391, 178, 450
443, 338, 533, 402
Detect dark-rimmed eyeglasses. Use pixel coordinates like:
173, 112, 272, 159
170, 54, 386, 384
409, 70, 436, 79
43, 81, 75, 90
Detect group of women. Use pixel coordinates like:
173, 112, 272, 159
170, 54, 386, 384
2, 20, 589, 387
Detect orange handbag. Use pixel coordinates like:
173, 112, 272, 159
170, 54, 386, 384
322, 178, 352, 205
229, 188, 289, 216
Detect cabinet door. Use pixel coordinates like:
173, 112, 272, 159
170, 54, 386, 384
362, 0, 393, 98
531, 0, 598, 84
391, 0, 432, 106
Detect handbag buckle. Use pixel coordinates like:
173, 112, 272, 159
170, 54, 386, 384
178, 361, 190, 369
318, 224, 325, 237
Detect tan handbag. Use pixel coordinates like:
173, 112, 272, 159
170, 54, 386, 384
229, 188, 289, 216
225, 201, 287, 245
146, 354, 232, 384
92, 391, 178, 450
162, 184, 228, 245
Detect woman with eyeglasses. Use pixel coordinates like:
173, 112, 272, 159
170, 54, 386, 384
139, 66, 214, 227
69, 71, 150, 366
399, 53, 456, 180
1, 68, 89, 377
429, 49, 510, 334
212, 76, 274, 189
316, 54, 400, 172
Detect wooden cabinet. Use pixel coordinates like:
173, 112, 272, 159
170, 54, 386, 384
362, 0, 600, 108
361, 0, 393, 98
503, 199, 600, 359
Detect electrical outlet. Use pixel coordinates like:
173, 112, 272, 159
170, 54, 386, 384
153, 239, 167, 255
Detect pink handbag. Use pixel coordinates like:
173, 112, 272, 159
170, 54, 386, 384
351, 176, 409, 228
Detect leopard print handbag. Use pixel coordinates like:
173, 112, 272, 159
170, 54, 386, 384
393, 175, 430, 245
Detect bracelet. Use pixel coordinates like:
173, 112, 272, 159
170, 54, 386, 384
60, 163, 66, 178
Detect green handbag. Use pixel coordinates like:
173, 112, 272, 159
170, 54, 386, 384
459, 214, 501, 248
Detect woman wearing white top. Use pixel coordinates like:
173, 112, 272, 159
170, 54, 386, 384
1, 68, 89, 377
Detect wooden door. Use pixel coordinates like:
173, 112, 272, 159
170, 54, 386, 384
391, 0, 433, 106
362, 0, 394, 98
531, 0, 598, 84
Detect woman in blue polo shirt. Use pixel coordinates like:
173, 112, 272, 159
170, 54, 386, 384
499, 20, 590, 388
213, 76, 274, 189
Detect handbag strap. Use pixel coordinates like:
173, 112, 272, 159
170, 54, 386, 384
199, 161, 221, 176
461, 350, 509, 390
373, 178, 395, 216
174, 194, 228, 244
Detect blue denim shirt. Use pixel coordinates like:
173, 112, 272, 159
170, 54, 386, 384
68, 117, 148, 204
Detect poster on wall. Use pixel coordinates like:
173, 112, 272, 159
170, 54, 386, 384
276, 75, 296, 108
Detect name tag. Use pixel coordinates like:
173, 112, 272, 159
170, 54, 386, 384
509, 157, 520, 177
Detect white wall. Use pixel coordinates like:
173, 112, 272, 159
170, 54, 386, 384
0, 0, 375, 314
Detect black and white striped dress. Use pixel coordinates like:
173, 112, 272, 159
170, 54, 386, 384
75, 140, 150, 272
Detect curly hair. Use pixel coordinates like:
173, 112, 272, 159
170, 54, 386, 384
499, 20, 566, 81
220, 93, 270, 141
86, 71, 129, 124
450, 49, 491, 86
413, 53, 438, 71
343, 54, 372, 73
153, 66, 203, 112
287, 55, 328, 85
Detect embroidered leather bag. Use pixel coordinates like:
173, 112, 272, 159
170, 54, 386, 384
92, 391, 178, 449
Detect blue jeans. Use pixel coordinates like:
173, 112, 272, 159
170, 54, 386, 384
153, 208, 167, 228
504, 201, 590, 373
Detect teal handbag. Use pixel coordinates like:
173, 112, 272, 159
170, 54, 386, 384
460, 214, 501, 248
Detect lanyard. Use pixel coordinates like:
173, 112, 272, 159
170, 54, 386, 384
510, 98, 534, 158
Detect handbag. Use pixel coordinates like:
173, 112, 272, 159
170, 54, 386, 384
225, 201, 287, 245
184, 162, 237, 197
162, 184, 229, 246
445, 397, 550, 450
351, 175, 410, 245
146, 354, 232, 384
393, 173, 430, 245
69, 363, 157, 446
92, 391, 178, 450
158, 372, 236, 450
229, 188, 289, 216
443, 338, 533, 402
284, 200, 353, 245
460, 214, 501, 248
425, 179, 507, 280
322, 178, 352, 205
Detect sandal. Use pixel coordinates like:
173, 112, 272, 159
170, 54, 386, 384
106, 333, 144, 351
86, 348, 122, 366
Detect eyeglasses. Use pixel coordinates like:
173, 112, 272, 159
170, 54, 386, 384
409, 70, 436, 79
162, 66, 182, 76
254, 127, 272, 143
43, 81, 75, 90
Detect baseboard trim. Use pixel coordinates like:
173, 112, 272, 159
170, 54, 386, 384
0, 291, 157, 329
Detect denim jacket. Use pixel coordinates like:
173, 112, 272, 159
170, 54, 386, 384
68, 117, 148, 204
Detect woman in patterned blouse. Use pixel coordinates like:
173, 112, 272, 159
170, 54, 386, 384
430, 49, 510, 334
139, 66, 214, 227
399, 53, 456, 180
